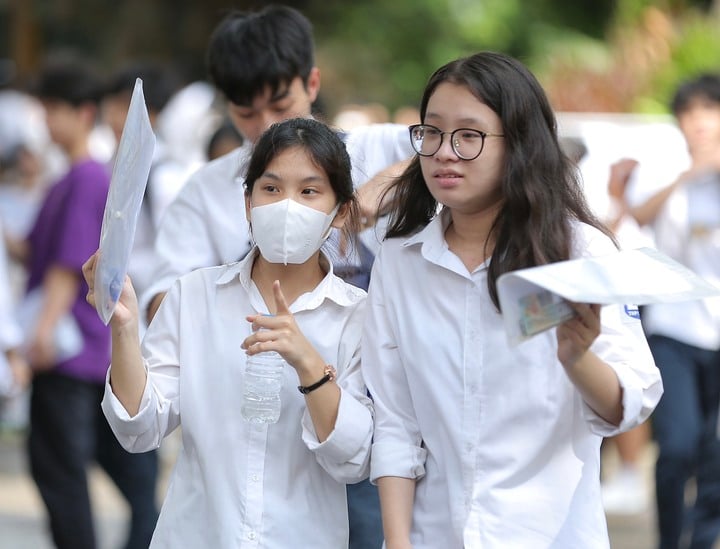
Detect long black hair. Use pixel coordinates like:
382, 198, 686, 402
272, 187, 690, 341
383, 51, 613, 310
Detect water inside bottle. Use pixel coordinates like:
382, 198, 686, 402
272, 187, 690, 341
241, 356, 284, 424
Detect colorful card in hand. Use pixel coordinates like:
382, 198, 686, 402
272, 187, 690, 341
518, 290, 576, 337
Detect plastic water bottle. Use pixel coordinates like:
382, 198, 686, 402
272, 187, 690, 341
241, 350, 285, 424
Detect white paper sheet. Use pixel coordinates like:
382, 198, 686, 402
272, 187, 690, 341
497, 247, 720, 346
94, 79, 156, 324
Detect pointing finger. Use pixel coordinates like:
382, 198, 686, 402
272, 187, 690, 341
272, 280, 291, 315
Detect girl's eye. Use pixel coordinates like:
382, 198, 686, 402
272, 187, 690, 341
262, 184, 278, 193
301, 188, 318, 195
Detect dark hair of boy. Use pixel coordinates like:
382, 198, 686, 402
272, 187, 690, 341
32, 52, 103, 106
104, 61, 182, 115
671, 73, 720, 116
206, 5, 315, 107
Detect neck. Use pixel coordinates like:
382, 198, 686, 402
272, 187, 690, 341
251, 251, 326, 311
690, 143, 720, 169
65, 137, 91, 164
445, 204, 501, 272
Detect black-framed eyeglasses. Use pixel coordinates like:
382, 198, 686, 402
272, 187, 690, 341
409, 124, 504, 161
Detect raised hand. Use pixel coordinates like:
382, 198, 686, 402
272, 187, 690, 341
81, 251, 138, 330
241, 280, 326, 378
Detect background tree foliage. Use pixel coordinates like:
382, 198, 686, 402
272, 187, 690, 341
1, 0, 718, 117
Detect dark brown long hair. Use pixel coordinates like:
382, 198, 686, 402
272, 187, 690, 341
383, 52, 614, 310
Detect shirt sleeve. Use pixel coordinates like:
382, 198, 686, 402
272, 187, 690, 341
138, 172, 216, 314
362, 248, 428, 483
301, 300, 374, 484
101, 280, 182, 452
0, 226, 22, 350
145, 167, 183, 229
582, 303, 663, 436
54, 165, 108, 272
572, 224, 663, 436
345, 123, 414, 188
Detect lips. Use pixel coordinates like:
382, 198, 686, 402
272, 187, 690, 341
433, 170, 463, 188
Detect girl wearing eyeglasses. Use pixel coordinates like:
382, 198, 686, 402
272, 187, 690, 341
362, 51, 662, 549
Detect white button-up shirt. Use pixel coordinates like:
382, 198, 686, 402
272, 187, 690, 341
102, 249, 373, 549
140, 124, 413, 312
633, 173, 720, 350
363, 210, 662, 549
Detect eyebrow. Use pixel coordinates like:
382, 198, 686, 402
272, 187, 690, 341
260, 171, 326, 184
424, 113, 485, 127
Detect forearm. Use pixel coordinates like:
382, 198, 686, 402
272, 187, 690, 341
109, 323, 147, 417
629, 180, 679, 227
37, 267, 79, 334
357, 158, 411, 222
3, 233, 30, 265
297, 358, 340, 442
378, 475, 416, 549
564, 350, 623, 426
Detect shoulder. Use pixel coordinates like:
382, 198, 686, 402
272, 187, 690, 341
370, 234, 421, 276
181, 146, 250, 195
170, 264, 235, 300
64, 160, 109, 197
327, 274, 368, 308
73, 159, 110, 184
570, 220, 618, 259
345, 123, 408, 144
344, 123, 414, 175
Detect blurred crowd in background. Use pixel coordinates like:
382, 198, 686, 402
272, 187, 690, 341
0, 2, 719, 549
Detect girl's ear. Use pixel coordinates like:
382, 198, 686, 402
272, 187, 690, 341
244, 194, 252, 223
330, 202, 350, 230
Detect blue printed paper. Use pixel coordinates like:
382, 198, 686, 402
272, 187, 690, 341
94, 79, 156, 324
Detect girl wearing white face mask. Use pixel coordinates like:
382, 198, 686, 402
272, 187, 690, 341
82, 118, 373, 548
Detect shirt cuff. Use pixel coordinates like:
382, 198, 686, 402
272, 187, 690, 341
100, 365, 156, 437
301, 388, 372, 462
581, 360, 659, 437
370, 440, 427, 483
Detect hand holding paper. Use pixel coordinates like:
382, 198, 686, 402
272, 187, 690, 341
93, 78, 156, 324
83, 251, 139, 331
498, 247, 720, 346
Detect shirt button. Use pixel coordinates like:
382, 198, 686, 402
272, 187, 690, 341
466, 443, 474, 453
248, 532, 256, 540
251, 474, 259, 482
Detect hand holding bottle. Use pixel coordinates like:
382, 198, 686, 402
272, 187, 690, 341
242, 280, 327, 383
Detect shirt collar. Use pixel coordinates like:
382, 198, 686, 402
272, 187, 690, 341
215, 247, 365, 311
402, 208, 488, 276
402, 208, 451, 254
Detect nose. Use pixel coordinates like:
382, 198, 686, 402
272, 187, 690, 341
435, 133, 460, 161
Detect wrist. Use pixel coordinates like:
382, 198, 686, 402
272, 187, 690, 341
297, 365, 336, 394
295, 354, 327, 385
111, 320, 140, 342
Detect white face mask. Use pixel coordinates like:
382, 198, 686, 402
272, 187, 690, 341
250, 199, 340, 265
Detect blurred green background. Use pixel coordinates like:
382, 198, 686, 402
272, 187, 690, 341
1, 0, 719, 119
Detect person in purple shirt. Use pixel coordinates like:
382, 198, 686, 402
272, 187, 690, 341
4, 54, 158, 549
